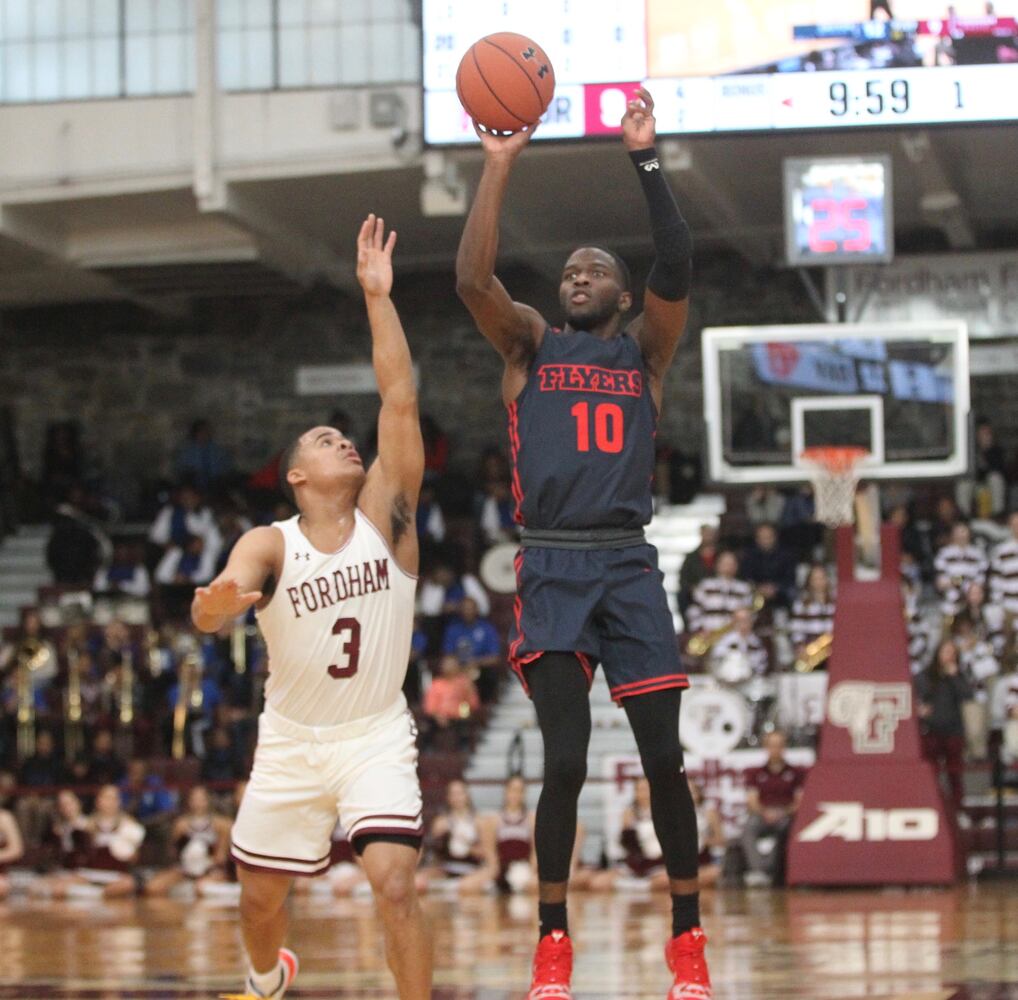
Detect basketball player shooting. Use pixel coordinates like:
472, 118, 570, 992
191, 215, 431, 1000
456, 88, 709, 1000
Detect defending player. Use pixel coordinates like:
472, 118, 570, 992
456, 88, 709, 1000
192, 215, 431, 1000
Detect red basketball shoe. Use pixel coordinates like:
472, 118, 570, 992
527, 930, 573, 999
665, 927, 711, 1000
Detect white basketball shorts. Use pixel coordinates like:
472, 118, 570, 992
231, 697, 422, 876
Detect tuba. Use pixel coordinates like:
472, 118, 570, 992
172, 640, 203, 760
15, 639, 50, 760
117, 644, 135, 758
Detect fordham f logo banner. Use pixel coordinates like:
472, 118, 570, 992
786, 525, 958, 886
827, 681, 911, 754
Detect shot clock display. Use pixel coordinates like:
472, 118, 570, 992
423, 0, 1018, 144
784, 157, 893, 266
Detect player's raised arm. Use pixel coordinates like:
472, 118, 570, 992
623, 87, 693, 386
357, 215, 425, 557
455, 126, 546, 370
191, 526, 280, 633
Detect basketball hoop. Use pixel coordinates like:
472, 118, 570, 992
800, 446, 868, 528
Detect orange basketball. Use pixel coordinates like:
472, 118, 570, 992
456, 32, 556, 134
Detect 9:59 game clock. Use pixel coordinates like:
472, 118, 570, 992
784, 155, 894, 267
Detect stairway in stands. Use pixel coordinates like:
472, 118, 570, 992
0, 526, 51, 628
465, 496, 725, 863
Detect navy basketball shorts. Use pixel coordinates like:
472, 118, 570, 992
508, 543, 688, 704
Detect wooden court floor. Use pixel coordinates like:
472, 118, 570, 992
0, 883, 1016, 999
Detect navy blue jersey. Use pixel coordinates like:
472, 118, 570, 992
508, 327, 656, 531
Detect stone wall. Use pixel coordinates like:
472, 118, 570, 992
1, 253, 1012, 506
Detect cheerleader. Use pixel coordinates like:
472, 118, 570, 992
146, 785, 230, 896
688, 779, 725, 888
420, 780, 491, 894
0, 785, 24, 899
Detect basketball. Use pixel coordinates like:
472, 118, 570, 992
455, 32, 555, 134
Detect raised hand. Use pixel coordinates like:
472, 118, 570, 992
474, 120, 537, 163
356, 213, 397, 298
192, 578, 262, 620
621, 86, 656, 151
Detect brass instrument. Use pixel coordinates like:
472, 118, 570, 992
64, 647, 85, 764
687, 592, 765, 657
172, 641, 203, 760
15, 638, 49, 760
145, 629, 164, 677
117, 645, 135, 758
795, 633, 833, 672
232, 621, 258, 675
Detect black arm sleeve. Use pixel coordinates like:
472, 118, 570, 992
629, 146, 693, 301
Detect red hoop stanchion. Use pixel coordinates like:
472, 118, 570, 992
800, 446, 868, 528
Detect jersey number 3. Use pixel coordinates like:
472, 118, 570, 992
327, 617, 361, 679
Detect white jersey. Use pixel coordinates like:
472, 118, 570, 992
256, 510, 417, 727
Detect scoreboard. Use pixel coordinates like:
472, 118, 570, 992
423, 0, 1018, 144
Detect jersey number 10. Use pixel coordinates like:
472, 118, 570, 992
327, 617, 361, 679
571, 401, 624, 454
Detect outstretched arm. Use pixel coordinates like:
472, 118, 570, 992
357, 215, 424, 569
455, 126, 546, 374
622, 88, 693, 391
191, 527, 279, 633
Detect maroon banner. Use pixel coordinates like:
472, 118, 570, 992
786, 524, 958, 886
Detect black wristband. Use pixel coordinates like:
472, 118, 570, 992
628, 147, 692, 301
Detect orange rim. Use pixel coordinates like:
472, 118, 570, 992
800, 446, 869, 473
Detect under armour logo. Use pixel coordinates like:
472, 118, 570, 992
641, 158, 661, 172
537, 63, 550, 78
295, 552, 311, 561
522, 46, 535, 59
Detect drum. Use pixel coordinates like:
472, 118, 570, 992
679, 680, 750, 757
711, 648, 752, 686
479, 542, 519, 595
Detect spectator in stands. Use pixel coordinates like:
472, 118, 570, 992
956, 417, 1008, 518
403, 616, 429, 706
887, 503, 927, 568
710, 607, 768, 683
442, 597, 502, 703
741, 523, 797, 609
677, 524, 719, 619
214, 505, 254, 575
0, 608, 59, 693
416, 481, 446, 544
992, 670, 1018, 764
148, 484, 222, 563
38, 784, 143, 899
200, 726, 245, 784
81, 728, 127, 787
689, 778, 725, 889
779, 485, 820, 561
145, 785, 231, 897
989, 511, 1018, 618
915, 639, 972, 818
174, 419, 233, 495
15, 729, 63, 848
93, 541, 151, 598
934, 522, 988, 618
479, 479, 517, 547
479, 775, 536, 895
741, 730, 804, 887
902, 553, 929, 674
155, 532, 217, 586
789, 565, 835, 665
0, 772, 24, 899
687, 550, 753, 638
46, 484, 111, 587
927, 495, 962, 554
166, 666, 222, 758
421, 414, 450, 477
746, 487, 784, 527
119, 759, 176, 857
952, 610, 999, 760
422, 656, 480, 751
417, 560, 491, 656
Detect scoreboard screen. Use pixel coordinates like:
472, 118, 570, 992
422, 0, 1018, 144
784, 156, 894, 265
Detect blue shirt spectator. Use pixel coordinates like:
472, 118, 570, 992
119, 761, 176, 822
442, 600, 501, 663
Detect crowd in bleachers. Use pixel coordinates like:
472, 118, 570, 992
3, 410, 1018, 898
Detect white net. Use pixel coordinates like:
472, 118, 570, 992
802, 448, 866, 528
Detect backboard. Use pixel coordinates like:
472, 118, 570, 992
702, 321, 969, 484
